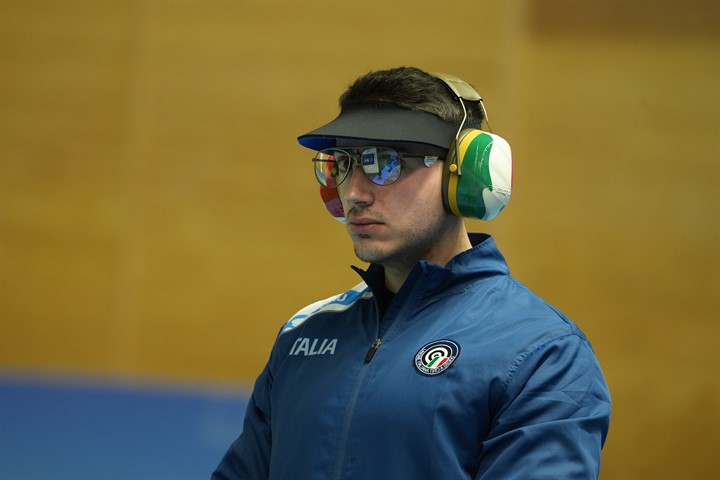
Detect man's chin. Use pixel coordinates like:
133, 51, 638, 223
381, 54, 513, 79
352, 241, 391, 265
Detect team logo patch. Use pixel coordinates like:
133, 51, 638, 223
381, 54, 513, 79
414, 339, 461, 376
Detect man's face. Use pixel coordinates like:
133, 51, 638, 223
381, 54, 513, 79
336, 142, 457, 271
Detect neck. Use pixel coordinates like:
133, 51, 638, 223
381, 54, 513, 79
383, 223, 472, 293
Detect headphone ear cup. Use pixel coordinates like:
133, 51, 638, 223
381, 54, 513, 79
319, 186, 346, 222
442, 129, 513, 220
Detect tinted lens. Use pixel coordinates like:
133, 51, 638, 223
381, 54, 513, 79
313, 147, 402, 187
364, 148, 401, 186
313, 150, 348, 187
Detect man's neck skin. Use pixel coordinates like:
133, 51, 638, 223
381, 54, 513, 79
383, 223, 472, 293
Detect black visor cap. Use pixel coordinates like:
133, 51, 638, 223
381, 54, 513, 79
297, 105, 459, 152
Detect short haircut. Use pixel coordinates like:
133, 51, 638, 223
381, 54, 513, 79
339, 67, 484, 129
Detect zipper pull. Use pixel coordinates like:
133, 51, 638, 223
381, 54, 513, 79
364, 338, 382, 363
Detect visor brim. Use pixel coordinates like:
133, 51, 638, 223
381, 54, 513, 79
297, 106, 458, 152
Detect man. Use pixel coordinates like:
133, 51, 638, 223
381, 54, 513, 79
213, 67, 611, 479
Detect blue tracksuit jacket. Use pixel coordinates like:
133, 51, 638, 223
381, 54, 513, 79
213, 234, 611, 479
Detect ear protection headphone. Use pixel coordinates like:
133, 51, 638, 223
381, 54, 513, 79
431, 72, 513, 221
319, 72, 513, 222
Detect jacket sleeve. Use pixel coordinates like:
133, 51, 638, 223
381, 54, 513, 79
476, 334, 611, 480
211, 362, 273, 480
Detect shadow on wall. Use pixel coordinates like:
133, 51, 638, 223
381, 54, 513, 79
0, 372, 248, 479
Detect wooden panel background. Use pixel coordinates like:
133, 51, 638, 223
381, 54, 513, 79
1, 1, 718, 478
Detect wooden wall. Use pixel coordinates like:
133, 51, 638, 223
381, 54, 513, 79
1, 1, 718, 478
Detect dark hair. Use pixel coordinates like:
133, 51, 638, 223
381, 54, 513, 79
339, 67, 484, 129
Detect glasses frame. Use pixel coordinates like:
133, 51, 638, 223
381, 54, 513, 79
312, 146, 441, 188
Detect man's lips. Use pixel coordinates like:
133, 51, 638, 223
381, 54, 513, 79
347, 216, 384, 233
348, 216, 382, 225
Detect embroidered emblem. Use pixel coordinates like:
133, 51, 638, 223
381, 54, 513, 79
414, 339, 461, 376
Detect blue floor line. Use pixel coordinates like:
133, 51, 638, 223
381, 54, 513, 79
0, 373, 249, 480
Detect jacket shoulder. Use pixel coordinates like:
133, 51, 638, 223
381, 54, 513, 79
280, 282, 372, 335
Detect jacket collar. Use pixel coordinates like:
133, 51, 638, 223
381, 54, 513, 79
352, 233, 510, 298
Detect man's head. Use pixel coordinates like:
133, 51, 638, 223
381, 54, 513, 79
297, 67, 512, 283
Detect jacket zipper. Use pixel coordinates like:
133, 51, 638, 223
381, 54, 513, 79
364, 338, 382, 363
332, 278, 420, 479
331, 358, 372, 480
332, 291, 388, 479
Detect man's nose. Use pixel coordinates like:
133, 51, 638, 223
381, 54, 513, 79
341, 164, 374, 207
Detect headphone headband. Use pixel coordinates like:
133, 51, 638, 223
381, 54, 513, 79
428, 72, 482, 102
